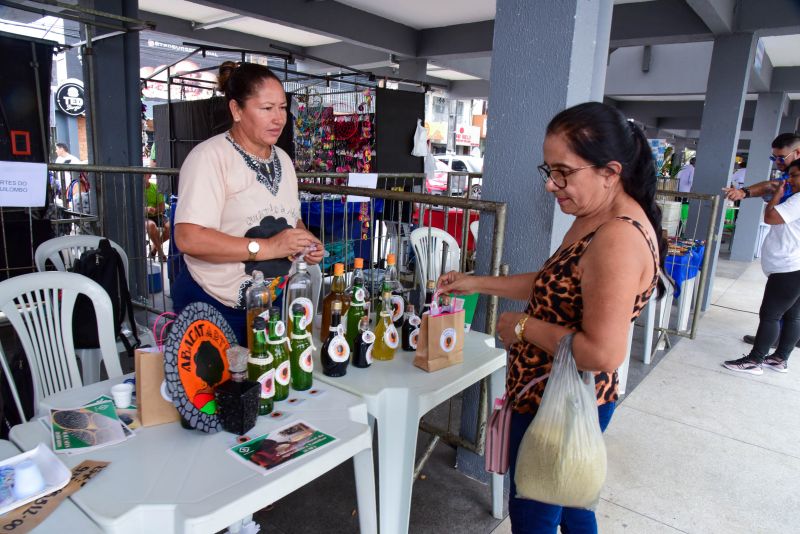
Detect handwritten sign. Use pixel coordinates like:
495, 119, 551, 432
0, 162, 47, 208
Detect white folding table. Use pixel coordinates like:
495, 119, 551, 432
11, 376, 377, 534
0, 440, 103, 533
313, 330, 506, 534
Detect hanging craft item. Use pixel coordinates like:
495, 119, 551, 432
163, 302, 237, 433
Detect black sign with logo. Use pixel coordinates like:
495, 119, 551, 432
55, 81, 85, 116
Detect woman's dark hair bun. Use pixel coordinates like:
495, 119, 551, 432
217, 61, 238, 94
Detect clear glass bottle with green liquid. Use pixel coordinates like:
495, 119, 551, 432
345, 257, 368, 352
289, 304, 314, 391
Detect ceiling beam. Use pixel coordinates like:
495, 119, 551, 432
190, 0, 417, 56
142, 10, 303, 54
685, 0, 735, 35
736, 0, 800, 37
771, 67, 800, 92
418, 20, 494, 59
610, 0, 712, 47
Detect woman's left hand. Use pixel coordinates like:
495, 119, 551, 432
497, 311, 526, 346
303, 242, 325, 265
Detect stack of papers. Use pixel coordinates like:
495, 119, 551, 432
47, 397, 135, 455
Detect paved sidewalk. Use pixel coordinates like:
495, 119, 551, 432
494, 260, 800, 533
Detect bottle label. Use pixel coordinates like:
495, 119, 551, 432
410, 328, 420, 350
299, 346, 314, 373
354, 287, 367, 303
249, 355, 274, 366
257, 369, 275, 399
384, 324, 399, 349
274, 320, 286, 337
408, 315, 421, 327
328, 335, 351, 363
440, 327, 457, 353
276, 360, 291, 386
391, 295, 405, 323
366, 344, 373, 364
291, 297, 314, 328
362, 331, 376, 344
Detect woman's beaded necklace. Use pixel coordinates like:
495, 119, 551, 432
226, 131, 283, 196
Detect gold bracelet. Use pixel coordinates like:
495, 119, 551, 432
515, 314, 530, 343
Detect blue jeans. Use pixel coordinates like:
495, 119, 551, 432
508, 402, 616, 534
171, 268, 248, 346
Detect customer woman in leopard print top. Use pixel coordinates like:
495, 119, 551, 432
439, 102, 666, 533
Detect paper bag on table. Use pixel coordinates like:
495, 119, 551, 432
413, 310, 465, 372
135, 347, 180, 427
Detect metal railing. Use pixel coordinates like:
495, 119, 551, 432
647, 189, 721, 358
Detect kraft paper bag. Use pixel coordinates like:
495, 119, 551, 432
135, 347, 180, 427
413, 310, 465, 372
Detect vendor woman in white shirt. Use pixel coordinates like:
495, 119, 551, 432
173, 62, 324, 344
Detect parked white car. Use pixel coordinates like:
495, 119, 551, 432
426, 155, 483, 198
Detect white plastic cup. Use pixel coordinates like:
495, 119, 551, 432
13, 460, 45, 500
111, 383, 134, 408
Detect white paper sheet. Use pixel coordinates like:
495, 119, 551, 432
0, 162, 47, 207
347, 173, 378, 203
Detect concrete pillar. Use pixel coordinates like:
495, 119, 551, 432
730, 93, 788, 262
590, 0, 614, 102
81, 0, 146, 296
456, 0, 610, 482
691, 32, 756, 309
780, 113, 798, 134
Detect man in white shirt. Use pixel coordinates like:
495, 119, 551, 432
676, 157, 695, 193
723, 158, 800, 375
54, 142, 77, 163
731, 159, 747, 189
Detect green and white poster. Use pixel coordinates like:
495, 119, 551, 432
229, 421, 335, 473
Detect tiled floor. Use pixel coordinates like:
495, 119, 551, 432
495, 259, 800, 533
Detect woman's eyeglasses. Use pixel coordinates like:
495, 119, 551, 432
537, 163, 597, 189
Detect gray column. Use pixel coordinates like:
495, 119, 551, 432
691, 32, 756, 309
730, 93, 787, 262
780, 113, 798, 134
81, 0, 146, 296
456, 0, 608, 482
590, 0, 614, 102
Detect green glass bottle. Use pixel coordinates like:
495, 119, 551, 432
247, 316, 274, 415
268, 307, 291, 402
289, 304, 314, 391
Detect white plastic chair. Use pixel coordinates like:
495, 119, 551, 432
0, 272, 123, 420
409, 227, 461, 287
34, 235, 157, 376
469, 220, 480, 243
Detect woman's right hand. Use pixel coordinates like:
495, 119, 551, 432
437, 271, 475, 295
265, 228, 318, 259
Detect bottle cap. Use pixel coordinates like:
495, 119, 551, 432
333, 263, 345, 276
252, 316, 267, 330
426, 280, 436, 290
292, 304, 305, 316
353, 257, 364, 269
333, 301, 342, 311
387, 254, 396, 265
